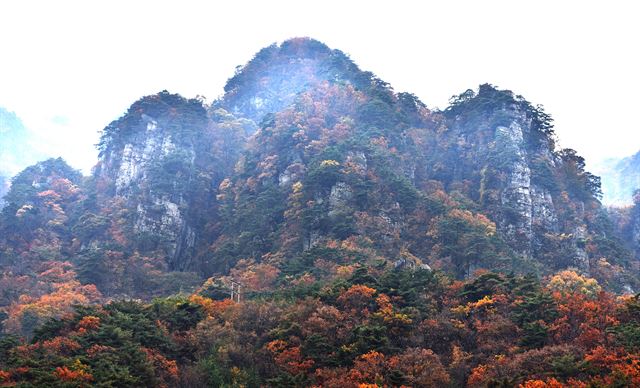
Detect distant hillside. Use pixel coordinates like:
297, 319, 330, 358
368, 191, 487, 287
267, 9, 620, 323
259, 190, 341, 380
593, 151, 640, 205
0, 107, 47, 203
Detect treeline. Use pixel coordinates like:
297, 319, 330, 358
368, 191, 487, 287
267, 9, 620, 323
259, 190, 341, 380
2, 267, 640, 387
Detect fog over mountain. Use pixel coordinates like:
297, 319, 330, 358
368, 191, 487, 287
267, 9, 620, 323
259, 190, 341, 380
1, 1, 639, 177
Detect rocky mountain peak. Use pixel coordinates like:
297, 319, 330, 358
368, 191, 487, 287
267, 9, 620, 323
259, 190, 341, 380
217, 37, 374, 125
92, 91, 210, 270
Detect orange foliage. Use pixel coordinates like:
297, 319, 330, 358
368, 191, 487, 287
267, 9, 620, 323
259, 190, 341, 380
53, 365, 93, 383
584, 346, 640, 386
4, 267, 102, 336
313, 367, 353, 387
0, 370, 11, 382
77, 315, 101, 332
387, 348, 450, 387
338, 284, 376, 312
549, 291, 618, 347
446, 208, 496, 236
374, 293, 412, 330
519, 378, 564, 388
42, 337, 81, 355
348, 351, 386, 384
467, 364, 492, 387
142, 347, 179, 385
189, 294, 235, 316
266, 340, 314, 375
230, 259, 279, 291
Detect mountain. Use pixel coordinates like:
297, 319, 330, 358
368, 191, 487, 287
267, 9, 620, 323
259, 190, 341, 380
0, 107, 47, 205
2, 38, 640, 387
607, 192, 640, 259
0, 175, 8, 208
93, 92, 211, 270
593, 151, 640, 205
1, 38, 635, 294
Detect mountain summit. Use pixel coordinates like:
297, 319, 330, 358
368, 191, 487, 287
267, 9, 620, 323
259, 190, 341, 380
218, 37, 374, 124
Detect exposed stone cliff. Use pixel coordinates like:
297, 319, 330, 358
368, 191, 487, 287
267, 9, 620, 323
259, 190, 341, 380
94, 92, 209, 269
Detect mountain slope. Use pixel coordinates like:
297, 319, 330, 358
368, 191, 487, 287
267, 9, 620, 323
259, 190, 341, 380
0, 37, 636, 302
593, 151, 640, 205
0, 107, 47, 205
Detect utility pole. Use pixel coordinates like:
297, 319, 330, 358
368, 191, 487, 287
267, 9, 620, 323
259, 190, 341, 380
229, 280, 242, 303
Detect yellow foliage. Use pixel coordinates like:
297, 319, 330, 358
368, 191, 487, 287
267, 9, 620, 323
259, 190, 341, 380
448, 208, 497, 236
547, 270, 601, 297
320, 159, 340, 167
292, 181, 303, 193
468, 295, 495, 310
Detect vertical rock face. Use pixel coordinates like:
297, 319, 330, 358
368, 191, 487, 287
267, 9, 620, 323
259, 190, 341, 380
442, 91, 559, 255
493, 112, 595, 272
498, 121, 534, 252
531, 186, 558, 231
495, 116, 565, 262
437, 84, 605, 274
94, 92, 209, 270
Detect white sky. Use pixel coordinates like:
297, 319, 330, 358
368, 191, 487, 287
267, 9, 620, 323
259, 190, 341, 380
0, 0, 638, 174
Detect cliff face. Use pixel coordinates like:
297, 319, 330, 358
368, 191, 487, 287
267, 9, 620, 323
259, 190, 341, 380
427, 85, 601, 273
94, 92, 210, 269
495, 114, 558, 252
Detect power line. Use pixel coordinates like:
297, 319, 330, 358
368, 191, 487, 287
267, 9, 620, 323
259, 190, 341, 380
229, 279, 242, 303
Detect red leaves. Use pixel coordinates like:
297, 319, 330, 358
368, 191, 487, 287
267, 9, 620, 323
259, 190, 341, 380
584, 346, 640, 386
549, 290, 618, 347
266, 340, 314, 375
142, 347, 179, 384
42, 337, 81, 355
0, 370, 11, 383
76, 315, 101, 334
518, 378, 565, 388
